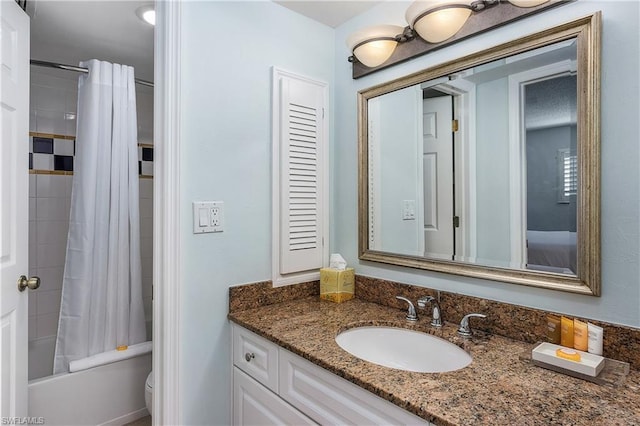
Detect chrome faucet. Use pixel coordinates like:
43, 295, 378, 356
417, 295, 442, 327
457, 313, 486, 337
395, 296, 418, 322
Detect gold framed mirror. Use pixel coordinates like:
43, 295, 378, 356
358, 13, 601, 295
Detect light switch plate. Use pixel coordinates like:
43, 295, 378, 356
193, 201, 224, 234
402, 200, 416, 220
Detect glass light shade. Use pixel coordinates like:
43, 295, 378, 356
347, 25, 404, 68
406, 0, 473, 44
142, 10, 156, 25
136, 5, 155, 26
508, 0, 549, 6
353, 40, 399, 68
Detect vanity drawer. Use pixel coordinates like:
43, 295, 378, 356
232, 323, 279, 392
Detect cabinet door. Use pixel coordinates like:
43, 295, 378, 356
233, 367, 316, 426
279, 350, 430, 425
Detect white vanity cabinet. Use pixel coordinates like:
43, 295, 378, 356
231, 323, 431, 426
232, 324, 314, 425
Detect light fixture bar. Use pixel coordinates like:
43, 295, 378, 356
350, 0, 574, 79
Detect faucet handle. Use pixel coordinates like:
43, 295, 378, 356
457, 313, 486, 337
395, 296, 418, 322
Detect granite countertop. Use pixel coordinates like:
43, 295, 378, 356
228, 297, 640, 425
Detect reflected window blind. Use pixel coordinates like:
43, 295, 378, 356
557, 148, 577, 203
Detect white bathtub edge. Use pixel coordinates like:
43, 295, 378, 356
29, 353, 151, 426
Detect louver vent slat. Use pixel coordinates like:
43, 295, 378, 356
288, 102, 318, 252
276, 71, 326, 277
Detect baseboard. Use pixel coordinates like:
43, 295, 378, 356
99, 407, 149, 426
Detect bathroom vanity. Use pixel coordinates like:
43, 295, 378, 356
232, 323, 429, 425
229, 297, 640, 425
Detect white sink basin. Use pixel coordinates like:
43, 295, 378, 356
335, 326, 472, 373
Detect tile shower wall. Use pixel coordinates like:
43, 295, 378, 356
28, 69, 154, 357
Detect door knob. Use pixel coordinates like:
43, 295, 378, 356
17, 275, 41, 292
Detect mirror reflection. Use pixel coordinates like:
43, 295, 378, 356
359, 14, 601, 295
367, 38, 579, 275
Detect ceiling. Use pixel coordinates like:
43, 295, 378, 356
275, 1, 382, 28
30, 1, 154, 82
29, 1, 380, 83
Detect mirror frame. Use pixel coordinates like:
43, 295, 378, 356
358, 13, 601, 296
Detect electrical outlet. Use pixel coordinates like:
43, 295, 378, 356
193, 201, 224, 233
210, 203, 224, 230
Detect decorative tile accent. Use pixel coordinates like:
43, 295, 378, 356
30, 132, 75, 140
30, 135, 74, 172
53, 138, 75, 156
53, 155, 73, 172
32, 153, 54, 171
28, 132, 154, 178
142, 147, 153, 161
140, 161, 153, 176
33, 137, 54, 154
138, 144, 154, 177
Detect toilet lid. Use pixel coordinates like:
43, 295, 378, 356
146, 372, 154, 389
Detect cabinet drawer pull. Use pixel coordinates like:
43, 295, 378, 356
245, 352, 255, 362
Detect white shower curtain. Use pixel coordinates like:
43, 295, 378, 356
54, 60, 146, 374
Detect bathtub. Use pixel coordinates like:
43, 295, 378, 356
28, 336, 151, 426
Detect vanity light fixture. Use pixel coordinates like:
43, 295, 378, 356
406, 0, 477, 44
348, 0, 563, 76
508, 0, 550, 7
136, 4, 156, 26
347, 25, 408, 68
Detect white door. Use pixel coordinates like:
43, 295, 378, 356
422, 96, 454, 259
1, 0, 31, 419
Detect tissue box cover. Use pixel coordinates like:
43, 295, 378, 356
320, 268, 354, 303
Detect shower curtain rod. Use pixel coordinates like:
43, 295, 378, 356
30, 59, 154, 88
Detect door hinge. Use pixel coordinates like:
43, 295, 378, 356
453, 216, 460, 228
452, 119, 459, 132
322, 108, 325, 119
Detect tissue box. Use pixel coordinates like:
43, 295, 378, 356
320, 268, 354, 303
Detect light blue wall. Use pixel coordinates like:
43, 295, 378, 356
475, 78, 511, 265
333, 1, 640, 327
376, 86, 421, 255
179, 2, 334, 424
176, 0, 639, 422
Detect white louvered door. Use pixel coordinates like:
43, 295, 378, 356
273, 69, 328, 280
